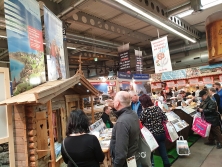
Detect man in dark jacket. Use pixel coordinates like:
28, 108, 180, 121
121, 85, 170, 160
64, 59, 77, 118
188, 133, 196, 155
111, 91, 140, 167
101, 106, 113, 128
130, 92, 142, 118
198, 90, 222, 149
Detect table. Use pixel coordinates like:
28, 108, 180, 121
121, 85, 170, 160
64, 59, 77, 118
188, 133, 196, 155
102, 148, 111, 167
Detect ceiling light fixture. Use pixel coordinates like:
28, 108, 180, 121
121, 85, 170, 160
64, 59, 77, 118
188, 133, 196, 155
0, 35, 7, 38
67, 46, 76, 50
114, 0, 196, 43
201, 0, 222, 9
177, 9, 194, 18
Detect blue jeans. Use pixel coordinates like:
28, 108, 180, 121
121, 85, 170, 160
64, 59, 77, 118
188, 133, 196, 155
151, 133, 170, 167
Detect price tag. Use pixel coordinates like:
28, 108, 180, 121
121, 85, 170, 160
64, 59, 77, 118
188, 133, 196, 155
127, 156, 137, 167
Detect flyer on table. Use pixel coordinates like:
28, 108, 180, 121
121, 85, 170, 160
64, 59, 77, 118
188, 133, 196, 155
4, 0, 46, 95
151, 36, 172, 73
44, 6, 66, 81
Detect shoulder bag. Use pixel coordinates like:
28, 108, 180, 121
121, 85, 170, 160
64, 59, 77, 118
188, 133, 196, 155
63, 139, 78, 167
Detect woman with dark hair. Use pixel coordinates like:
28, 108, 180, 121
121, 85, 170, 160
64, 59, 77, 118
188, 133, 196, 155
139, 94, 171, 167
61, 109, 104, 167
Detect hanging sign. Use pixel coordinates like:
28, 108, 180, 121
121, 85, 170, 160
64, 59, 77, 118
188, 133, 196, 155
202, 76, 214, 84
44, 6, 66, 81
156, 83, 162, 88
219, 75, 222, 82
177, 80, 186, 86
118, 72, 132, 79
151, 36, 172, 73
118, 43, 130, 72
188, 78, 199, 85
166, 81, 175, 88
4, 0, 46, 95
135, 50, 143, 73
133, 74, 149, 80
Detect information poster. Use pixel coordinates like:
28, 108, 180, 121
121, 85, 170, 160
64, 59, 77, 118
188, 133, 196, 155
117, 72, 133, 92
118, 43, 130, 72
133, 74, 150, 95
151, 36, 172, 73
44, 6, 66, 81
90, 81, 116, 97
135, 50, 142, 73
4, 0, 46, 95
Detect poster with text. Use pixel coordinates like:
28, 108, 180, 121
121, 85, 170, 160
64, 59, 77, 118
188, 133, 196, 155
151, 36, 172, 73
4, 0, 46, 96
135, 50, 142, 73
118, 43, 130, 72
44, 6, 66, 81
133, 74, 151, 95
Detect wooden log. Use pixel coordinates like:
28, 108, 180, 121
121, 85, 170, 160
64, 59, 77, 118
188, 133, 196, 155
28, 130, 37, 136
27, 123, 36, 130
26, 111, 36, 118
27, 118, 36, 124
29, 149, 36, 155
29, 142, 37, 149
30, 161, 38, 167
29, 136, 37, 143
30, 155, 38, 162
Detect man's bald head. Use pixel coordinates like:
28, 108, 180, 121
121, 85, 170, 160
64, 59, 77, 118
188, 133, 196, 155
114, 91, 131, 110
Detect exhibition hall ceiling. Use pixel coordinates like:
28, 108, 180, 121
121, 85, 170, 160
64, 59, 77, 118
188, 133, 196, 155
0, 0, 221, 74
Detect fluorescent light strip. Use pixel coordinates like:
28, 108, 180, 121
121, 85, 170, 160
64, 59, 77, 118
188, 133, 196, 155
0, 35, 7, 38
115, 0, 196, 43
201, 0, 222, 9
67, 46, 76, 50
177, 9, 194, 18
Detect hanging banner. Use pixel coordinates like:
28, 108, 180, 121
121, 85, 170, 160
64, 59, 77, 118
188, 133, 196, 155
118, 43, 130, 72
202, 77, 214, 84
188, 78, 199, 85
117, 72, 132, 79
151, 36, 172, 73
44, 6, 66, 81
162, 69, 186, 81
135, 50, 142, 73
133, 74, 149, 80
4, 0, 46, 96
166, 81, 175, 88
177, 80, 186, 87
219, 75, 222, 82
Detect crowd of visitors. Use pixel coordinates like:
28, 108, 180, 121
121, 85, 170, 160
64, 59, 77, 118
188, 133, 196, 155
61, 82, 222, 167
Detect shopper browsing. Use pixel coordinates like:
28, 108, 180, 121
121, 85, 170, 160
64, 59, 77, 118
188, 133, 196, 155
139, 94, 171, 167
111, 91, 140, 167
198, 90, 222, 149
61, 109, 104, 167
101, 106, 113, 128
214, 82, 222, 114
130, 92, 142, 118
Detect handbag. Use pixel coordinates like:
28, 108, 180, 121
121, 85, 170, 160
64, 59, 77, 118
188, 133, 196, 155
62, 139, 78, 167
163, 121, 179, 142
192, 116, 211, 137
176, 136, 190, 156
139, 121, 158, 151
138, 134, 152, 167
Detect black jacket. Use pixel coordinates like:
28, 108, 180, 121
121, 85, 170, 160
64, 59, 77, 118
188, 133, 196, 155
101, 112, 113, 128
110, 106, 140, 167
213, 94, 222, 114
199, 96, 220, 126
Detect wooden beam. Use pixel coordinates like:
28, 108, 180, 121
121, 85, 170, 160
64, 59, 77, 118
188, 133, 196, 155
47, 100, 56, 167
90, 95, 95, 123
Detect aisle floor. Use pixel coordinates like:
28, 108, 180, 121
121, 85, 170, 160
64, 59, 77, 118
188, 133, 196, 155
173, 138, 222, 167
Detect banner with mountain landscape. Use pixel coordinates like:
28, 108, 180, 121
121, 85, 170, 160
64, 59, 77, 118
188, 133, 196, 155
4, 0, 46, 96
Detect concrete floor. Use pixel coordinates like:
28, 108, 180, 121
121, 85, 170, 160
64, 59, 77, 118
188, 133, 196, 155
173, 138, 222, 167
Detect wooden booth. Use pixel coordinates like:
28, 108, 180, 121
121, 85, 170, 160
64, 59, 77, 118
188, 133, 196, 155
0, 69, 99, 167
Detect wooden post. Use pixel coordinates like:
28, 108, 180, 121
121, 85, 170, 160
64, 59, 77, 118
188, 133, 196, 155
90, 95, 95, 123
7, 105, 15, 167
47, 100, 56, 167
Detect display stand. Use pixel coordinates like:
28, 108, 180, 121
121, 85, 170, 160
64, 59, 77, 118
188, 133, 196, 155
0, 66, 99, 167
0, 67, 15, 167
